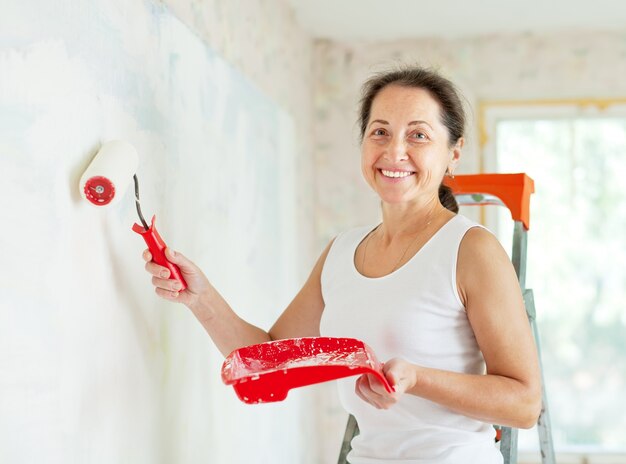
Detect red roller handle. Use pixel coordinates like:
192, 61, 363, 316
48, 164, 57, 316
132, 215, 187, 291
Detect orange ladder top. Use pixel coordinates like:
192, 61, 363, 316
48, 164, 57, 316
444, 173, 535, 230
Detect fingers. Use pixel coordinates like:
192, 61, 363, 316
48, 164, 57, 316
155, 286, 181, 300
143, 249, 176, 279
151, 275, 183, 293
355, 374, 396, 410
143, 248, 197, 278
141, 247, 210, 309
143, 250, 179, 298
145, 260, 171, 279
381, 366, 397, 392
382, 359, 414, 394
151, 274, 185, 301
369, 374, 392, 395
354, 376, 373, 406
142, 249, 169, 279
164, 247, 194, 271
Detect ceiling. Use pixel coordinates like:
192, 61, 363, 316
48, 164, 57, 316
286, 0, 626, 41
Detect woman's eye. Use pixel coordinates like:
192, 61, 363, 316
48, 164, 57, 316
373, 128, 386, 136
410, 132, 426, 140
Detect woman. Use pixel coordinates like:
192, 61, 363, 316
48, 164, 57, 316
143, 66, 541, 463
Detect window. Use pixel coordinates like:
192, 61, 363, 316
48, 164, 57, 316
483, 101, 626, 459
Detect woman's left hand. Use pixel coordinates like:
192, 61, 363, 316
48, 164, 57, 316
355, 358, 418, 409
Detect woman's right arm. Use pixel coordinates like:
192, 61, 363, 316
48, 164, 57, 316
143, 240, 334, 357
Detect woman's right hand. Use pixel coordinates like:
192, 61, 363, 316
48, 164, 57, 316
142, 247, 211, 308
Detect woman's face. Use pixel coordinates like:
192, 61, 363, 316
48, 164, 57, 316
361, 85, 461, 206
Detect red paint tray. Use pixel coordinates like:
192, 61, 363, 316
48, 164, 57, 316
221, 337, 394, 404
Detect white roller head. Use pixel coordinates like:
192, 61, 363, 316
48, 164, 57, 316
79, 140, 139, 207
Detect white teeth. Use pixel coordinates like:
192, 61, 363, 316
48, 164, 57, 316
381, 169, 413, 178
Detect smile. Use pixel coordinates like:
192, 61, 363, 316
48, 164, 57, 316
380, 169, 415, 178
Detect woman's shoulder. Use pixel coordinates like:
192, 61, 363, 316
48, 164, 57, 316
452, 211, 498, 248
461, 225, 500, 250
450, 212, 485, 230
434, 213, 490, 247
457, 218, 511, 274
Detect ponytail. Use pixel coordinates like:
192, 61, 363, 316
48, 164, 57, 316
439, 183, 459, 213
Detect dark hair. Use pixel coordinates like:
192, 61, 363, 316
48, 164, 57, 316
358, 66, 464, 213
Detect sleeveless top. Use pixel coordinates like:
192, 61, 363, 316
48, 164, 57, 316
319, 214, 503, 464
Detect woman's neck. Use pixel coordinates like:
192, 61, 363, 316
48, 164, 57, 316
378, 197, 447, 243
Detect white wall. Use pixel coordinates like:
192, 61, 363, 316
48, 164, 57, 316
0, 0, 318, 463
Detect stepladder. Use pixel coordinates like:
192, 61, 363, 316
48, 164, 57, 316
337, 173, 556, 464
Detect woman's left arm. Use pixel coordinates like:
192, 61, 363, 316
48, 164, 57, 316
355, 227, 542, 429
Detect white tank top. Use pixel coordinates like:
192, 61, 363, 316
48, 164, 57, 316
320, 214, 503, 464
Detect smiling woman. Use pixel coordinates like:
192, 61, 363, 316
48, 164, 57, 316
360, 85, 459, 209
141, 65, 540, 464
319, 66, 541, 463
358, 68, 464, 214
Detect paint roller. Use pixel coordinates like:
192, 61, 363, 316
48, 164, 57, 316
79, 140, 187, 290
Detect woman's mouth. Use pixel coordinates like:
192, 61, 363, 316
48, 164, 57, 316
379, 169, 415, 179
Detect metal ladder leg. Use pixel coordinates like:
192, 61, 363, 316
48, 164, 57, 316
500, 427, 519, 464
524, 290, 557, 464
337, 414, 358, 464
511, 221, 557, 464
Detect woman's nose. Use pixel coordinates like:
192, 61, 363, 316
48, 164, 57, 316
384, 136, 409, 162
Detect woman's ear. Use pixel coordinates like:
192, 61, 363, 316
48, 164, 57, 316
448, 137, 464, 174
